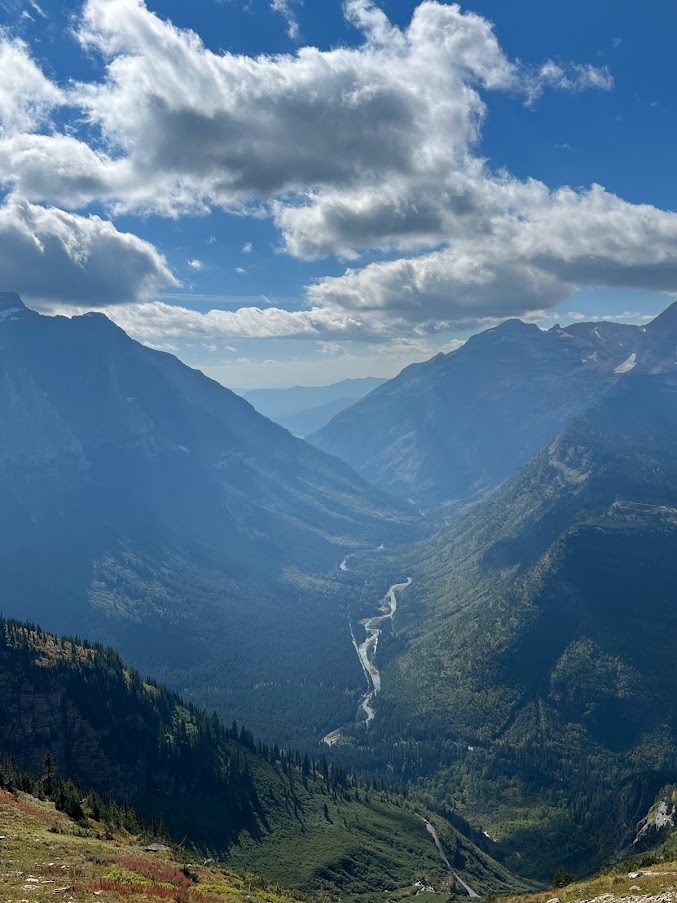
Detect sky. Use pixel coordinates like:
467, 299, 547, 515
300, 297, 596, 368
1, 0, 676, 388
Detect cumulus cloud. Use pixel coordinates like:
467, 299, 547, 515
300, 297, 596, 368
0, 0, 674, 337
367, 336, 434, 357
0, 0, 612, 216
69, 299, 361, 341
439, 338, 464, 354
307, 183, 677, 327
528, 60, 613, 102
320, 342, 346, 356
0, 198, 177, 304
188, 257, 203, 270
0, 36, 63, 135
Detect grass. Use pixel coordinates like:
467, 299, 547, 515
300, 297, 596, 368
213, 754, 526, 901
501, 830, 677, 903
0, 789, 300, 903
500, 860, 677, 903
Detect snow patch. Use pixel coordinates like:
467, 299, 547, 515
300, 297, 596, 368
0, 307, 23, 320
615, 352, 637, 374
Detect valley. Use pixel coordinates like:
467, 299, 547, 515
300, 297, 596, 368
5, 290, 677, 896
0, 617, 526, 899
2, 1, 677, 899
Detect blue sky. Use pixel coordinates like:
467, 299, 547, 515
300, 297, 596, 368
1, 0, 676, 387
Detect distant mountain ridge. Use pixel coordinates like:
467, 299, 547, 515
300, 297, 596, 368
309, 314, 657, 503
240, 377, 386, 436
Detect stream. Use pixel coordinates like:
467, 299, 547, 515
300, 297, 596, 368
421, 817, 481, 898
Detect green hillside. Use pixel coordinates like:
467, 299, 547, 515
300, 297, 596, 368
325, 370, 677, 881
0, 616, 525, 899
0, 772, 302, 903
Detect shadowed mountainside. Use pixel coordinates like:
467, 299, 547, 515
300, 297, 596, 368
0, 292, 417, 746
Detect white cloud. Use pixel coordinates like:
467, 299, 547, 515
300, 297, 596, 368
439, 338, 464, 354
143, 339, 178, 351
0, 36, 63, 136
320, 341, 346, 356
306, 183, 677, 329
0, 198, 177, 304
188, 257, 204, 270
28, 0, 47, 17
270, 0, 300, 40
367, 336, 434, 357
0, 0, 611, 217
93, 299, 360, 340
530, 60, 613, 101
0, 0, 675, 339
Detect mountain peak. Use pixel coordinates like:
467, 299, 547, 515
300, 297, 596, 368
482, 318, 543, 343
0, 291, 27, 315
647, 299, 677, 333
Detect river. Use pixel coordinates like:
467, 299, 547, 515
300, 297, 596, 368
323, 575, 412, 743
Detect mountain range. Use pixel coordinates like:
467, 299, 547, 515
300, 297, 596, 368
5, 287, 677, 891
240, 377, 386, 437
309, 317, 647, 503
341, 304, 677, 878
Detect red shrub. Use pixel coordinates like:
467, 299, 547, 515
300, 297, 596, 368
86, 877, 221, 903
88, 878, 135, 898
113, 856, 193, 887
